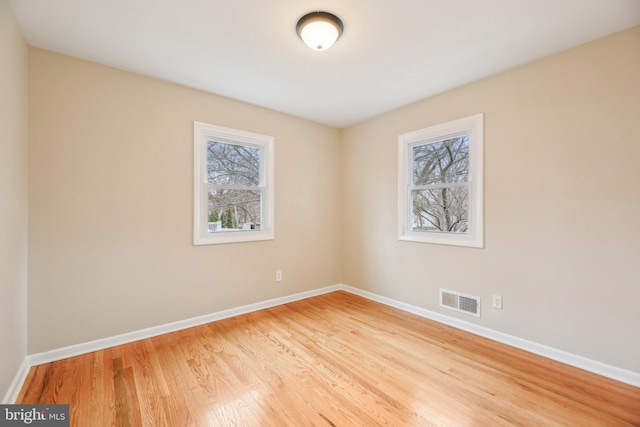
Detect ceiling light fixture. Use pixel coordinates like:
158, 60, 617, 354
296, 12, 343, 51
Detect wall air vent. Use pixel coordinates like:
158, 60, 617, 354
439, 289, 480, 317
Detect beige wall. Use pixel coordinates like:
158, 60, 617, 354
28, 48, 342, 353
0, 0, 29, 399
341, 26, 640, 372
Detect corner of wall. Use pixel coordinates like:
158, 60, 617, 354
0, 0, 29, 402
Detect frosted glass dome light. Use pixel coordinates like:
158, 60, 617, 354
296, 12, 344, 51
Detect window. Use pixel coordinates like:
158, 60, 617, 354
398, 114, 483, 248
194, 122, 274, 245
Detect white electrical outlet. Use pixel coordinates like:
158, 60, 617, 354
276, 271, 282, 282
492, 295, 503, 309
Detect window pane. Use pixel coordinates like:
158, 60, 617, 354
207, 141, 260, 186
413, 136, 469, 185
412, 186, 468, 233
207, 189, 262, 232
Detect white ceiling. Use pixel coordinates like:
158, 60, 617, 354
8, 0, 640, 128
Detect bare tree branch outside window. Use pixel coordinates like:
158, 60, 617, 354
411, 137, 469, 233
206, 141, 262, 231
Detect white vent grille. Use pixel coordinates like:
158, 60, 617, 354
439, 289, 480, 317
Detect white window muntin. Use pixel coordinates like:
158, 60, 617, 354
194, 121, 274, 245
398, 114, 483, 248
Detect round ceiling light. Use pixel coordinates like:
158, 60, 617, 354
296, 12, 343, 51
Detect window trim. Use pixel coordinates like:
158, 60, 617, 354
398, 114, 483, 248
193, 121, 274, 245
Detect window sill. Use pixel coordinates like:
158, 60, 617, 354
194, 231, 274, 246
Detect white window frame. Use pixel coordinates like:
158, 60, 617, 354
398, 114, 483, 248
193, 121, 274, 245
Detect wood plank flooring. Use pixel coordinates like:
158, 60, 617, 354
17, 291, 640, 426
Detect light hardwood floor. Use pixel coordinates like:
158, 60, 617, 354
17, 291, 640, 426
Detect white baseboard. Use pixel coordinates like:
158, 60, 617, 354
2, 357, 31, 404
28, 285, 341, 366
340, 284, 640, 388
8, 283, 638, 402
